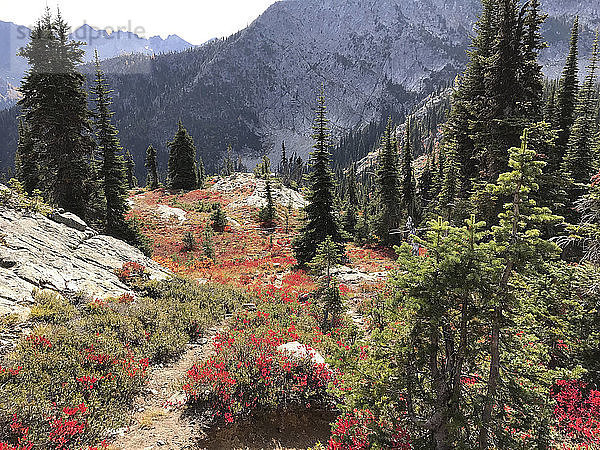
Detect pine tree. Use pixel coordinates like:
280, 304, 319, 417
440, 140, 461, 218
555, 17, 580, 152
418, 154, 434, 212
167, 121, 197, 190
399, 120, 417, 222
342, 163, 359, 237
521, 0, 546, 119
374, 118, 402, 245
293, 89, 344, 266
440, 0, 495, 196
92, 52, 129, 235
478, 129, 561, 448
562, 34, 599, 207
18, 9, 96, 219
197, 155, 206, 187
125, 150, 137, 189
280, 141, 289, 185
259, 177, 276, 225
145, 145, 159, 190
15, 119, 38, 193
211, 203, 228, 232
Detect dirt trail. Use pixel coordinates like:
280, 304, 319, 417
111, 328, 221, 450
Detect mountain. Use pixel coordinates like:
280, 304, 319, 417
0, 0, 598, 176
0, 20, 195, 109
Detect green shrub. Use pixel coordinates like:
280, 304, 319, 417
29, 290, 76, 324
0, 277, 252, 448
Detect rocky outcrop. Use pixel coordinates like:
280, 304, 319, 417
213, 173, 307, 210
0, 206, 170, 317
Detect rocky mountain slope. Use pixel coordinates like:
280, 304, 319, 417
0, 0, 597, 175
0, 185, 169, 322
0, 20, 194, 110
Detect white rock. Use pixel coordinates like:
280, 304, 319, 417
156, 205, 187, 223
277, 341, 326, 366
0, 206, 170, 316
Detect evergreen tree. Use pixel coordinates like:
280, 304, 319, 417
418, 154, 434, 212
280, 141, 289, 185
92, 52, 129, 235
521, 0, 546, 119
197, 155, 206, 187
14, 120, 38, 193
554, 17, 580, 152
399, 120, 417, 222
167, 121, 197, 190
294, 89, 344, 266
259, 177, 276, 225
562, 35, 599, 207
440, 140, 461, 219
478, 129, 561, 448
18, 9, 96, 219
342, 163, 359, 237
440, 0, 494, 197
125, 150, 137, 189
374, 118, 402, 245
211, 203, 228, 232
544, 83, 557, 125
145, 145, 159, 190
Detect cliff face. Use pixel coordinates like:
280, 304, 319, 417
0, 186, 169, 320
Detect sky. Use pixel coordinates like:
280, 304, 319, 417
2, 0, 280, 44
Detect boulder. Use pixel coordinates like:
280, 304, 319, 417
277, 341, 327, 366
0, 206, 170, 316
50, 210, 90, 232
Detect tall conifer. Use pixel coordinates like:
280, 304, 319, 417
555, 17, 580, 152
92, 52, 129, 234
374, 118, 402, 245
18, 9, 96, 219
167, 121, 197, 190
145, 145, 159, 190
293, 89, 344, 266
15, 120, 38, 193
399, 120, 417, 222
562, 35, 599, 207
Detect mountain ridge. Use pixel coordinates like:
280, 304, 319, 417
0, 0, 598, 175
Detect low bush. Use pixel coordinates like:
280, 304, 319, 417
327, 409, 411, 449
0, 276, 250, 448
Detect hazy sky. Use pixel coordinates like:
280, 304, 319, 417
3, 0, 280, 44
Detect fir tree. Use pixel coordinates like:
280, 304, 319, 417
167, 121, 197, 190
15, 120, 38, 193
92, 51, 129, 235
125, 150, 137, 189
259, 177, 276, 225
440, 140, 461, 219
145, 145, 159, 190
280, 141, 289, 185
293, 89, 344, 266
418, 154, 434, 211
562, 34, 599, 206
197, 155, 206, 187
211, 203, 228, 232
342, 163, 359, 237
18, 9, 96, 219
521, 0, 546, 119
555, 17, 580, 152
399, 120, 417, 222
374, 118, 402, 245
